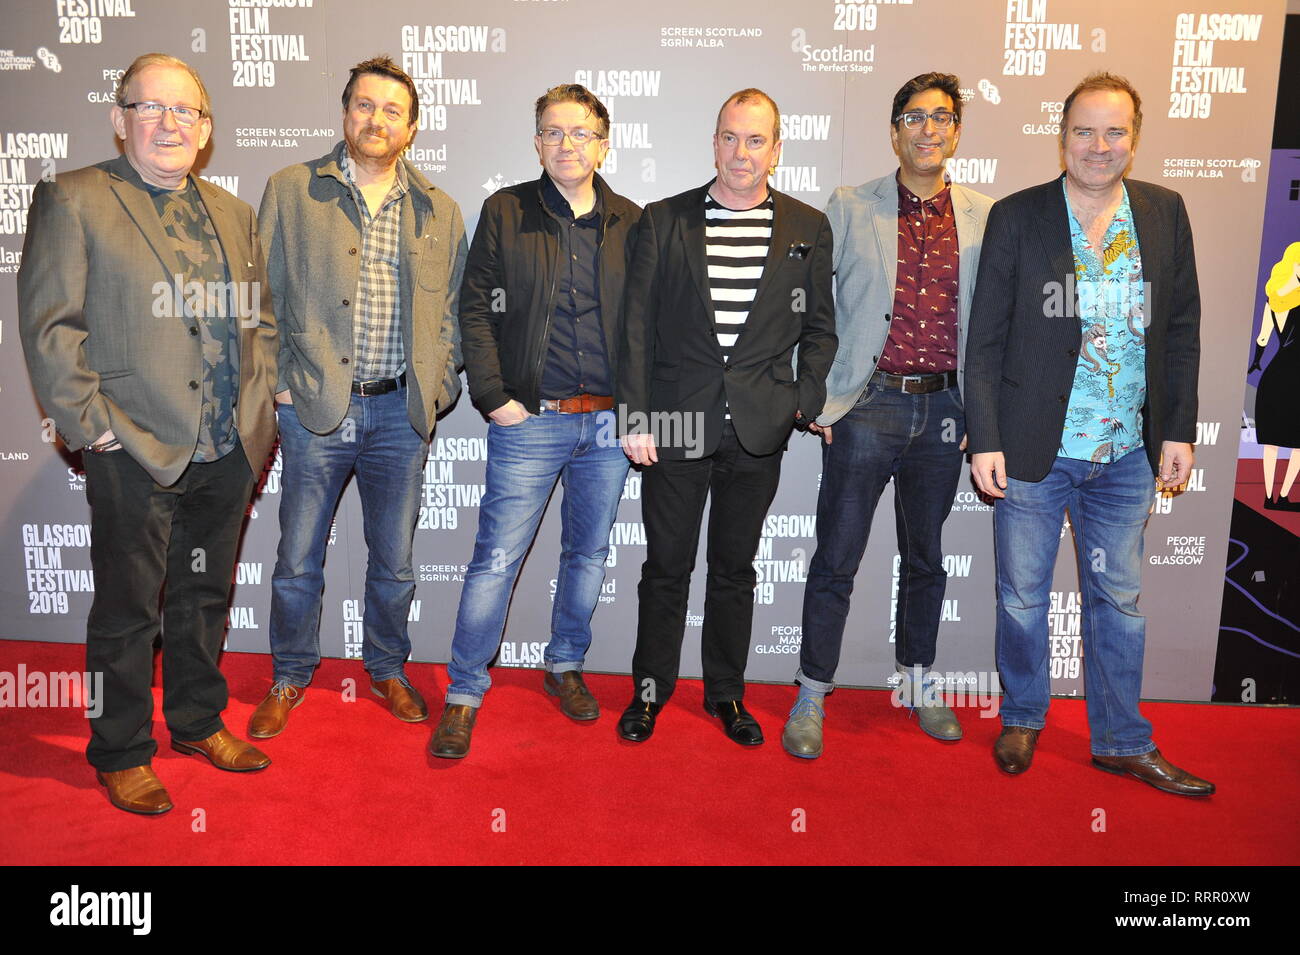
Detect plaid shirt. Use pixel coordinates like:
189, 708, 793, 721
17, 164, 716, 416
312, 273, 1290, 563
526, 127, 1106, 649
340, 148, 407, 380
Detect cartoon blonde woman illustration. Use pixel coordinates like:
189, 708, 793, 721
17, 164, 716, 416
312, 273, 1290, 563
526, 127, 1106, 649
1250, 241, 1300, 510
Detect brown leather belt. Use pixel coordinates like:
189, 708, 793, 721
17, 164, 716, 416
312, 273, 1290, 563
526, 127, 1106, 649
352, 371, 406, 396
870, 369, 957, 395
539, 394, 614, 414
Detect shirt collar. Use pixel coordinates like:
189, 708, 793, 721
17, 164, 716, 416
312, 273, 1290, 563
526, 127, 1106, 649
339, 142, 409, 198
896, 171, 952, 215
540, 172, 602, 222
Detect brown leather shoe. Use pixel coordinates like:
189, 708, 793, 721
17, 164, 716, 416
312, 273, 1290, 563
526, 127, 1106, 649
171, 728, 271, 772
544, 671, 600, 721
249, 682, 305, 739
430, 704, 477, 759
370, 677, 429, 722
994, 725, 1040, 774
96, 766, 173, 815
1092, 748, 1215, 797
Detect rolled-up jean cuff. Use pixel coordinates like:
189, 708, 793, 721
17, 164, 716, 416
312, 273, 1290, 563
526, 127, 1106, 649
1092, 743, 1157, 758
445, 693, 482, 709
1002, 719, 1046, 731
794, 668, 835, 695
545, 661, 583, 674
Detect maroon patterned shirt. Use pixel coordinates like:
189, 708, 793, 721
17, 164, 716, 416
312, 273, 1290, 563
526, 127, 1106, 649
879, 176, 959, 375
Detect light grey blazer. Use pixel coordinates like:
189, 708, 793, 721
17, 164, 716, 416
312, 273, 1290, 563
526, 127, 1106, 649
819, 172, 993, 426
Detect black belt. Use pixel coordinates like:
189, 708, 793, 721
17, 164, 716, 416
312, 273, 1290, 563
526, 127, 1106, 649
870, 369, 957, 395
351, 371, 406, 396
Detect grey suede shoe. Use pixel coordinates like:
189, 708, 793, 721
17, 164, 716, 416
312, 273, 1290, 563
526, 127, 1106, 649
897, 674, 963, 742
781, 696, 825, 759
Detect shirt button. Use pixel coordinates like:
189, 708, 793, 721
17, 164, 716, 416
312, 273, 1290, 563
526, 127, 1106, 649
572, 254, 577, 261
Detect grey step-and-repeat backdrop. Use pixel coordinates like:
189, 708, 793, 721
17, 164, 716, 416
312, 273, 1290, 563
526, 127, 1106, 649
0, 0, 1285, 701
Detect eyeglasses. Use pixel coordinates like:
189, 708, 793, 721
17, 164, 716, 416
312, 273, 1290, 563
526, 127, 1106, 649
537, 127, 603, 147
895, 109, 957, 130
122, 102, 204, 127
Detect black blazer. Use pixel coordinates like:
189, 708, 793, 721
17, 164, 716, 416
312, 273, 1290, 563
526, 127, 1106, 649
618, 182, 836, 460
964, 175, 1201, 482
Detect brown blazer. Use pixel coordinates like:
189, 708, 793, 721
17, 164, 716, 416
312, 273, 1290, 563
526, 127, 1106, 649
18, 154, 278, 486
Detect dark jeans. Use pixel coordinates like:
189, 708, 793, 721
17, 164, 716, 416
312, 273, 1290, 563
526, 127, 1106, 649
797, 382, 964, 691
632, 422, 784, 704
83, 445, 255, 771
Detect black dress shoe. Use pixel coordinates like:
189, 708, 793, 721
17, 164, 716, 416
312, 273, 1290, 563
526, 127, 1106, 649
618, 700, 662, 742
704, 699, 764, 746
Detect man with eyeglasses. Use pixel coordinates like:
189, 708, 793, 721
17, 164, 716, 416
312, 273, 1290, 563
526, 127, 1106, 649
249, 56, 466, 738
19, 53, 278, 813
965, 73, 1211, 795
782, 73, 993, 759
431, 84, 641, 758
617, 88, 836, 746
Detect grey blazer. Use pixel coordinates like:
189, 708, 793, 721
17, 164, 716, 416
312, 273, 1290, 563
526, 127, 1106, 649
258, 144, 466, 441
818, 173, 993, 426
18, 154, 278, 487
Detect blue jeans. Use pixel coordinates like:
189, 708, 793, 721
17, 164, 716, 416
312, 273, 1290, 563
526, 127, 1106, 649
446, 409, 628, 707
268, 387, 427, 686
994, 449, 1155, 757
797, 382, 965, 693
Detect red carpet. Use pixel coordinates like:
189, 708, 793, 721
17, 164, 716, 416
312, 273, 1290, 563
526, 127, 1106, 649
1, 639, 1296, 865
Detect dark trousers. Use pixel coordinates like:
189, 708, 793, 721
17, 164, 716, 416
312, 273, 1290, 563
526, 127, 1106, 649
82, 445, 255, 771
632, 423, 784, 704
797, 384, 965, 689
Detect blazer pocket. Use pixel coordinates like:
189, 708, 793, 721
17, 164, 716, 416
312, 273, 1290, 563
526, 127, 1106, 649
769, 363, 795, 384
1000, 375, 1019, 388
97, 368, 133, 382
652, 363, 679, 381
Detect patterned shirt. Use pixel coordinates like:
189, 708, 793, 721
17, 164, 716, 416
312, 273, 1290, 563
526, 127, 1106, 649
1060, 179, 1147, 463
146, 175, 238, 462
340, 146, 407, 381
880, 175, 959, 375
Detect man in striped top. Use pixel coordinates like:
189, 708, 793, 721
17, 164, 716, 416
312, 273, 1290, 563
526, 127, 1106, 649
617, 89, 837, 747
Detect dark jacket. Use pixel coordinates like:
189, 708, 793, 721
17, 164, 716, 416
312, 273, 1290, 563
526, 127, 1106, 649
618, 182, 837, 459
964, 175, 1201, 481
458, 173, 641, 415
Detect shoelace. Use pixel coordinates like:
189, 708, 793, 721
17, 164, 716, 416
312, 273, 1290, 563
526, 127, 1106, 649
788, 697, 824, 720
269, 681, 301, 700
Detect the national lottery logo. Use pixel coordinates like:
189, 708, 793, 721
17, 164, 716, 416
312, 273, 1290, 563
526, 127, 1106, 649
0, 50, 38, 71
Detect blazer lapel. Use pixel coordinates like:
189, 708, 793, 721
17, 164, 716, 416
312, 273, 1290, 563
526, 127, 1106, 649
107, 157, 179, 286
1034, 177, 1076, 300
749, 190, 790, 310
194, 178, 247, 281
1125, 182, 1165, 324
871, 179, 899, 301
681, 195, 715, 322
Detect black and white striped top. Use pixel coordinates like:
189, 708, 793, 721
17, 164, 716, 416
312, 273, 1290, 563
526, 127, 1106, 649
705, 194, 773, 363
